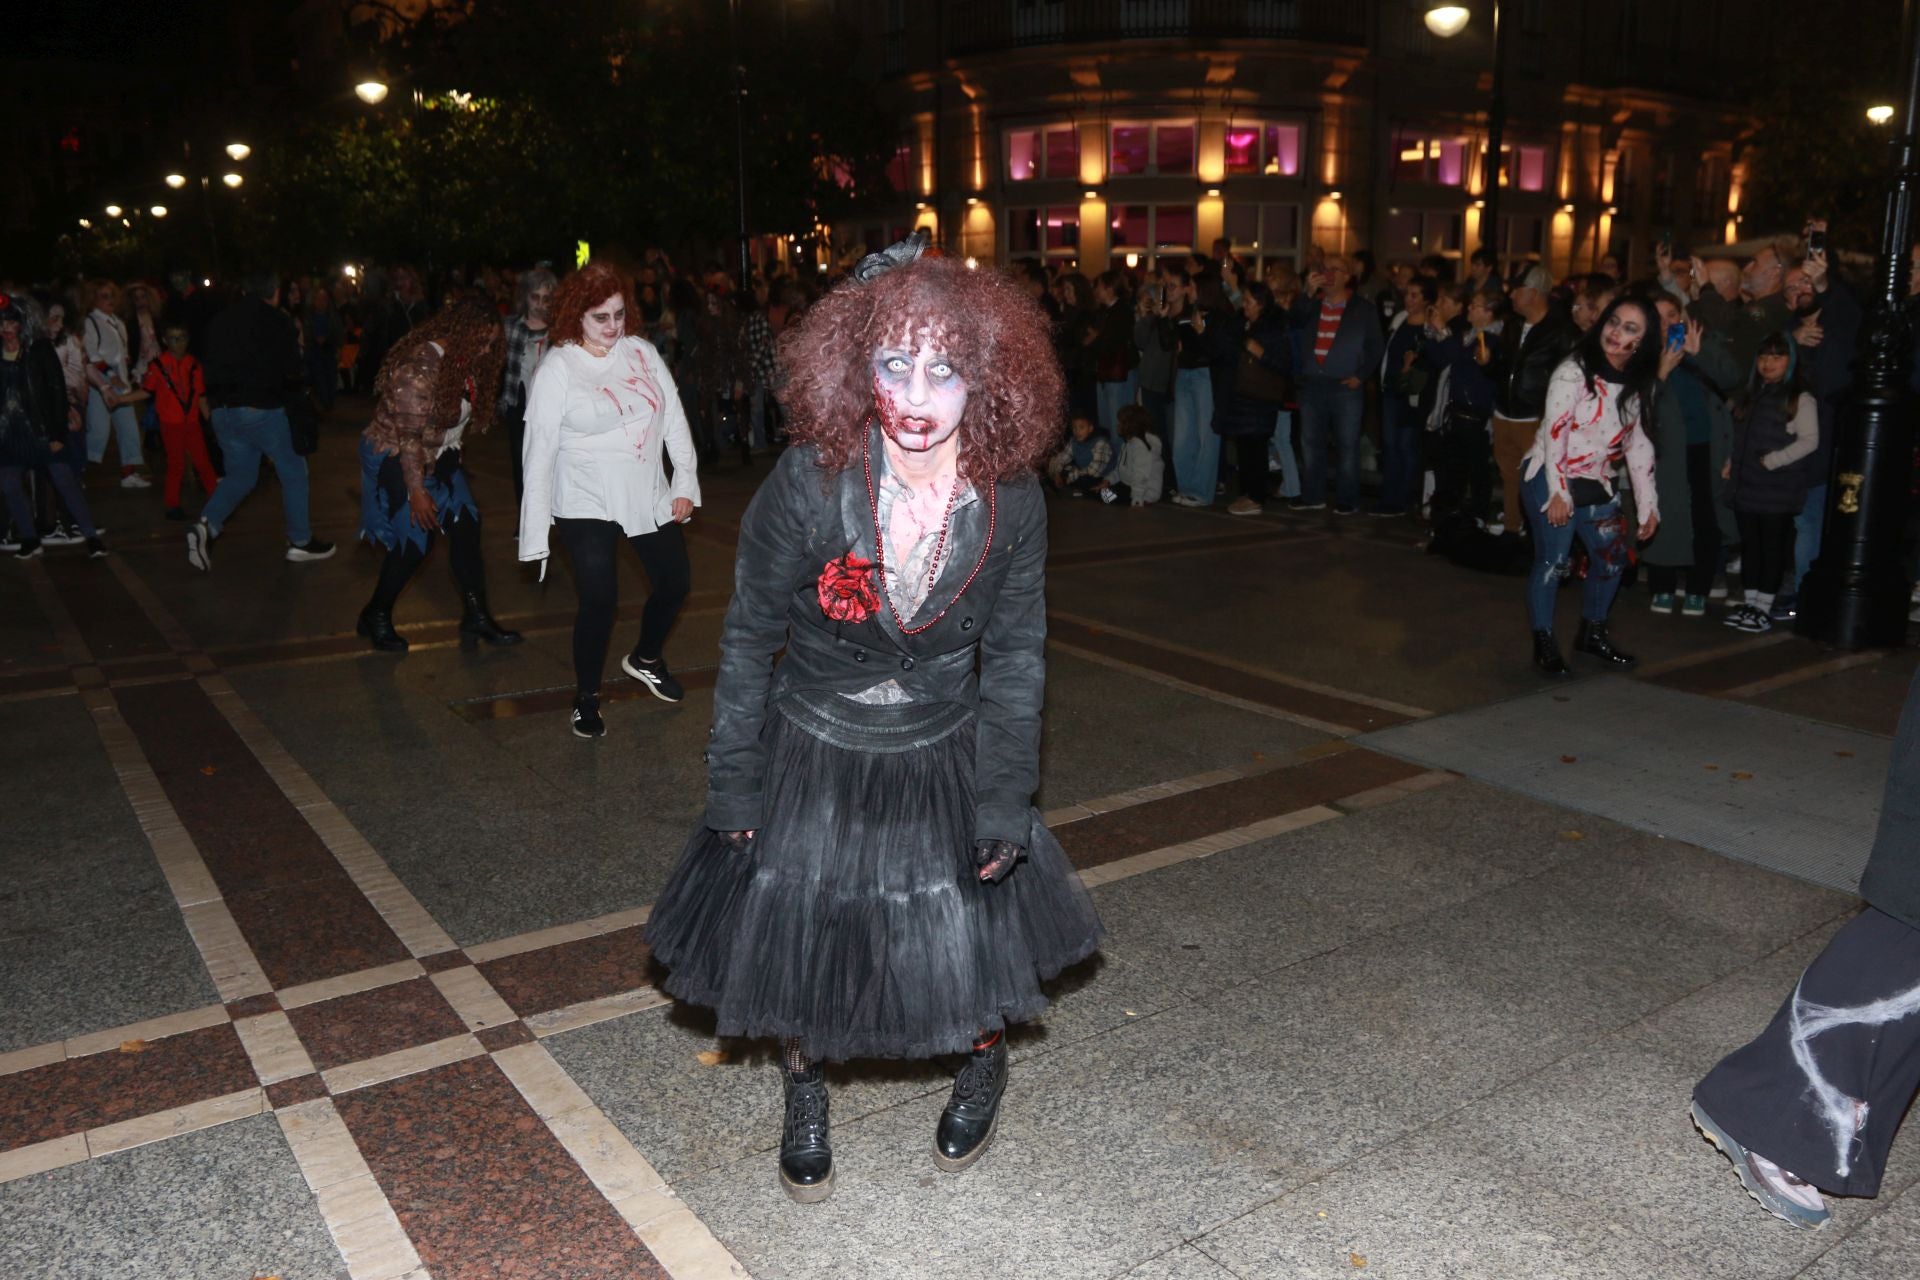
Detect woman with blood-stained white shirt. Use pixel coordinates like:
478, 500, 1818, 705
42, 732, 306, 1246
519, 261, 700, 739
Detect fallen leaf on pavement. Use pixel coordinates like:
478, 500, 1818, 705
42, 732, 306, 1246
1836, 751, 1855, 758
1704, 764, 1720, 771
1560, 830, 1585, 841
200, 766, 217, 776
1732, 771, 1754, 781
1350, 1253, 1368, 1269
695, 1049, 729, 1066
119, 1039, 147, 1054
1559, 755, 1577, 764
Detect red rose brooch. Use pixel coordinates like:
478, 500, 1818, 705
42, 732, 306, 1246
817, 552, 880, 624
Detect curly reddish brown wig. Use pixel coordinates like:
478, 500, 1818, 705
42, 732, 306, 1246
778, 257, 1064, 482
549, 261, 639, 349
375, 294, 506, 435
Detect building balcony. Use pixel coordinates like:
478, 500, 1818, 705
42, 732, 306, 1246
943, 0, 1369, 59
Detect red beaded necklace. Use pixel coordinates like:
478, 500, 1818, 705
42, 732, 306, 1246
862, 421, 996, 636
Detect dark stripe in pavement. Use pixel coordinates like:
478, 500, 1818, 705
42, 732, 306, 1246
334, 1055, 668, 1279
450, 668, 719, 722
477, 928, 654, 1019
113, 679, 411, 987
43, 559, 172, 662
1047, 615, 1419, 732
1650, 634, 1864, 697
282, 977, 471, 1073
1053, 747, 1428, 870
1050, 527, 1298, 569
0, 1023, 255, 1153
0, 668, 72, 699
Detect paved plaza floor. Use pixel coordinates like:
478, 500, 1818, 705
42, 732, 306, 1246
3, 407, 1918, 1279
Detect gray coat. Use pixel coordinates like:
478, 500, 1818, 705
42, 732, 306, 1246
1860, 668, 1920, 931
703, 434, 1047, 848
1642, 334, 1742, 568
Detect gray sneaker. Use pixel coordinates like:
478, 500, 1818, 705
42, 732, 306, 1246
1691, 1101, 1830, 1229
285, 538, 336, 563
186, 519, 213, 573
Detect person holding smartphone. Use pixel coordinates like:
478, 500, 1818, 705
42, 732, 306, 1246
1643, 299, 1742, 617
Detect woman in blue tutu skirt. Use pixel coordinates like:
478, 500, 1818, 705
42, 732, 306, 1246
645, 234, 1102, 1202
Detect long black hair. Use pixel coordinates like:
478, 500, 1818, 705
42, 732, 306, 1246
1570, 293, 1662, 426
1730, 330, 1807, 421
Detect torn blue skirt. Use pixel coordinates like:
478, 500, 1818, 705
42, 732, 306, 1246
358, 436, 478, 554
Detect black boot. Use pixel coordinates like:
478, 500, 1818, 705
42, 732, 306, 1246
1574, 619, 1636, 670
1531, 629, 1570, 679
357, 606, 409, 652
934, 1035, 1008, 1172
459, 591, 524, 646
779, 1065, 833, 1203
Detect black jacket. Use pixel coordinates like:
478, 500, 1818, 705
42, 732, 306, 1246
1208, 308, 1292, 436
205, 296, 303, 410
1859, 667, 1920, 930
1494, 309, 1579, 420
704, 435, 1048, 847
0, 339, 76, 466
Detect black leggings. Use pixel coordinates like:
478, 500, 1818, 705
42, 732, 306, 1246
367, 513, 485, 613
1649, 442, 1724, 598
1232, 434, 1272, 503
555, 517, 691, 697
1736, 509, 1797, 598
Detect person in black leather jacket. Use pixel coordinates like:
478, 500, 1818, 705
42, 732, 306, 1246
1490, 266, 1579, 534
644, 235, 1102, 1205
0, 293, 104, 558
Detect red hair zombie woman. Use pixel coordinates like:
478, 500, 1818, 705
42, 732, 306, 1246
644, 234, 1103, 1202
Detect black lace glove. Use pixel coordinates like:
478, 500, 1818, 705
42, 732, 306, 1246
716, 829, 756, 851
973, 839, 1024, 884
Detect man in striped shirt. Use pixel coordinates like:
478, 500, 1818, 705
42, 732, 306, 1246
1288, 255, 1383, 514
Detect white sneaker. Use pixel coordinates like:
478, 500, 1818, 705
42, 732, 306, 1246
120, 472, 152, 490
186, 520, 213, 573
1484, 520, 1505, 535
1727, 555, 1743, 574
1169, 493, 1202, 507
43, 522, 82, 547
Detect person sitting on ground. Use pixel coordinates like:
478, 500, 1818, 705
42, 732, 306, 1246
1104, 402, 1164, 507
1047, 411, 1114, 496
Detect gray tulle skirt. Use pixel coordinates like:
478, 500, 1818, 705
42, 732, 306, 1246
644, 704, 1103, 1062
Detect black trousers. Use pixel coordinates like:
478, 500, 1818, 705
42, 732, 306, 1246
1232, 434, 1273, 503
366, 453, 486, 614
1694, 907, 1920, 1197
1736, 509, 1797, 597
1649, 442, 1722, 598
554, 517, 691, 698
1429, 414, 1494, 522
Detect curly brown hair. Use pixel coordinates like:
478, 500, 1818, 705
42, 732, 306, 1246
549, 261, 639, 349
778, 257, 1064, 482
375, 294, 506, 435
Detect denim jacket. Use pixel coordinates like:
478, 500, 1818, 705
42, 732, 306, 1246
704, 430, 1048, 847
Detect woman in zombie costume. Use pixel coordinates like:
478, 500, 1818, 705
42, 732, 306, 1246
1520, 294, 1673, 677
645, 233, 1103, 1203
356, 296, 521, 651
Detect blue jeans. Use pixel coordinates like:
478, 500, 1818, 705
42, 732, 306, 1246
1379, 396, 1423, 511
1269, 408, 1302, 499
1789, 483, 1826, 594
1522, 468, 1630, 632
1171, 367, 1217, 503
1298, 380, 1365, 508
1096, 373, 1138, 439
85, 388, 143, 468
203, 407, 312, 544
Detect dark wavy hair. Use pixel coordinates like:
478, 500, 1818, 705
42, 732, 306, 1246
376, 294, 506, 435
778, 257, 1065, 482
1571, 293, 1662, 426
550, 261, 639, 349
1731, 330, 1808, 421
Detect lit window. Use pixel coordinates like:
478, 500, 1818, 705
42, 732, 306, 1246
885, 143, 913, 194
1155, 124, 1195, 175
1225, 126, 1261, 176
1008, 129, 1038, 182
1155, 205, 1195, 248
1110, 204, 1150, 246
1512, 144, 1548, 193
1045, 127, 1078, 178
1392, 132, 1468, 187
1263, 124, 1302, 176
1045, 206, 1080, 251
1111, 126, 1150, 176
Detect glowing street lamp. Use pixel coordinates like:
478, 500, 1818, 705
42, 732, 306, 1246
225, 142, 251, 161
1424, 4, 1471, 37
78, 218, 92, 229
222, 173, 244, 189
165, 173, 187, 189
104, 204, 123, 217
1869, 104, 1897, 124
1428, 2, 1507, 259
355, 81, 390, 105
150, 205, 168, 218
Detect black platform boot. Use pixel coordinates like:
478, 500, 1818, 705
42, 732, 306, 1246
934, 1034, 1008, 1172
1531, 629, 1570, 679
1573, 619, 1636, 670
779, 1065, 834, 1203
459, 591, 524, 645
357, 606, 409, 652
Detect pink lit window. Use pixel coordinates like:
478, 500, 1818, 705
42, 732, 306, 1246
1156, 124, 1195, 175
1007, 130, 1038, 182
1513, 144, 1548, 193
1045, 207, 1080, 251
1155, 205, 1195, 248
1045, 127, 1078, 178
1111, 126, 1149, 176
1225, 126, 1260, 175
1111, 204, 1150, 246
885, 143, 913, 194
1264, 124, 1301, 176
1433, 139, 1466, 187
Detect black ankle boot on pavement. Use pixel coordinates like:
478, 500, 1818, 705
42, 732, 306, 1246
1573, 619, 1635, 670
934, 1033, 1008, 1172
779, 1065, 834, 1203
357, 606, 409, 652
1531, 630, 1571, 679
459, 591, 524, 646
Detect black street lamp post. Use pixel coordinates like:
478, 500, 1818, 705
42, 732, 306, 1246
1426, 4, 1506, 261
1798, 1, 1920, 649
729, 0, 753, 294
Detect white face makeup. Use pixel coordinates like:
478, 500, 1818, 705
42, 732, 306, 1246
582, 291, 626, 352
872, 336, 967, 454
1600, 304, 1647, 368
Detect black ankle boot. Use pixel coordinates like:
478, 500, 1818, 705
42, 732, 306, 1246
1531, 629, 1570, 679
357, 606, 409, 652
1574, 619, 1635, 670
779, 1066, 833, 1203
459, 591, 524, 645
934, 1036, 1008, 1172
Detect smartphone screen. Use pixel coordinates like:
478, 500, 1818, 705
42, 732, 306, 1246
1666, 322, 1687, 350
